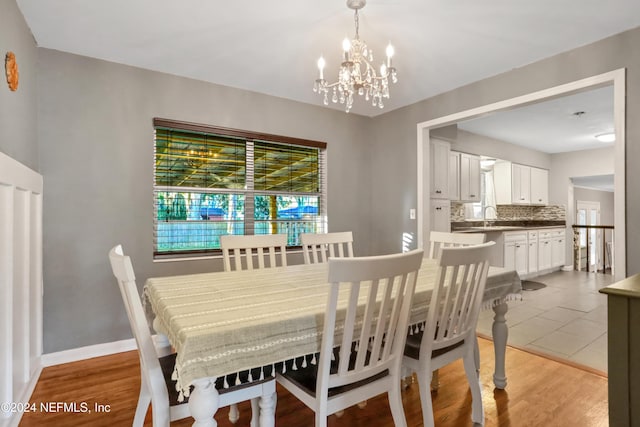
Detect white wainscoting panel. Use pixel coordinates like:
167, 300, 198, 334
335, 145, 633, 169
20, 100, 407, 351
0, 152, 43, 427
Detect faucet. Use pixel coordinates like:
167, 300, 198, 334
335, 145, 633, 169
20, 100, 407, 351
483, 206, 497, 228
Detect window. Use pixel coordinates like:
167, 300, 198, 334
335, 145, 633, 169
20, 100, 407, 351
153, 118, 327, 259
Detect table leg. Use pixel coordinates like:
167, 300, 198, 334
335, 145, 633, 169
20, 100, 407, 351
258, 391, 276, 427
491, 301, 508, 389
189, 378, 219, 427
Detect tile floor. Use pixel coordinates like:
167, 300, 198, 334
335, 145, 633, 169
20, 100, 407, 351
477, 269, 613, 373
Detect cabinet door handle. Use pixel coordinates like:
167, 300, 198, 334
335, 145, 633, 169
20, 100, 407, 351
436, 207, 442, 211
470, 194, 476, 197
435, 190, 442, 194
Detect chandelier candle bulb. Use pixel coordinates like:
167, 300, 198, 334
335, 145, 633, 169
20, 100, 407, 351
343, 38, 351, 61
386, 44, 394, 67
317, 56, 325, 80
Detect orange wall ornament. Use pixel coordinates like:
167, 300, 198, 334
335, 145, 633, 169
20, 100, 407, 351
5, 52, 19, 91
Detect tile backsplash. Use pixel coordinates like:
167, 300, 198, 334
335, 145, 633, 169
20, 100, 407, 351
450, 202, 566, 222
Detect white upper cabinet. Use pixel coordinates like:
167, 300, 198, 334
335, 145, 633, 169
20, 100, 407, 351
494, 161, 548, 206
449, 152, 460, 201
430, 139, 450, 199
511, 163, 531, 204
530, 166, 549, 205
459, 153, 481, 202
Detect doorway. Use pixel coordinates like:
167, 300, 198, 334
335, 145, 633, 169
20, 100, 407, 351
416, 69, 626, 281
576, 200, 601, 272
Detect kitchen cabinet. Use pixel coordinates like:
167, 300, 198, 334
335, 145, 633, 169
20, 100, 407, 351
494, 161, 548, 206
551, 229, 566, 267
538, 232, 553, 271
504, 232, 528, 277
449, 152, 460, 201
459, 153, 481, 202
430, 139, 450, 199
431, 199, 451, 232
528, 231, 539, 276
449, 151, 480, 202
530, 167, 549, 205
538, 228, 565, 271
510, 163, 531, 204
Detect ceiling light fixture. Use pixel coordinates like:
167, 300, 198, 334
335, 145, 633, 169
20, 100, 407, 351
313, 0, 397, 113
595, 132, 615, 143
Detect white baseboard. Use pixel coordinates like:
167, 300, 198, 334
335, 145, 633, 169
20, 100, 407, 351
41, 338, 137, 367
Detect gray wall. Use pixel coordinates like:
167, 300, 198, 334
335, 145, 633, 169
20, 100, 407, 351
574, 187, 615, 226
0, 0, 38, 170
368, 26, 640, 275
36, 49, 373, 353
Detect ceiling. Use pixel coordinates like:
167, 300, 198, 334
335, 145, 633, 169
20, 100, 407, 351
458, 85, 615, 154
16, 0, 640, 117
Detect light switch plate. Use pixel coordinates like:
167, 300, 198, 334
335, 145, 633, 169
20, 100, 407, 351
409, 209, 416, 220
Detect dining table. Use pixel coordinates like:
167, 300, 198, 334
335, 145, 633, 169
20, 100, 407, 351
143, 257, 521, 427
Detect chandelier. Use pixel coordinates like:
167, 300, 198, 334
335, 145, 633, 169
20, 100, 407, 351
313, 0, 397, 113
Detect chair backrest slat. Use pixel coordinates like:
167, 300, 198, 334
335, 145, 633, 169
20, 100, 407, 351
301, 232, 354, 265
220, 234, 288, 271
420, 242, 494, 361
428, 231, 486, 259
319, 249, 423, 391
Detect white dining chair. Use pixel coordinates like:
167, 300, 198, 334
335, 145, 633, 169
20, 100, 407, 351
428, 231, 486, 259
108, 245, 276, 427
219, 233, 287, 422
220, 234, 288, 271
403, 241, 494, 427
300, 231, 354, 264
276, 249, 424, 427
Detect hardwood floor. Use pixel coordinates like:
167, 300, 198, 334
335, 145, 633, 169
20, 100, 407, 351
19, 338, 608, 426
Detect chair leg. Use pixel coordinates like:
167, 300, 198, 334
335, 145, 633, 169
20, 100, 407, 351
133, 377, 151, 427
473, 336, 481, 378
315, 410, 328, 427
388, 383, 408, 427
416, 369, 436, 427
463, 351, 485, 425
229, 403, 240, 424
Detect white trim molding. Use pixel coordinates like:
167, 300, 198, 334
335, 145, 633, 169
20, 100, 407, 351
41, 338, 138, 367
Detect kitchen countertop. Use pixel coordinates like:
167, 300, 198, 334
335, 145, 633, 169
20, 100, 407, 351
451, 221, 566, 234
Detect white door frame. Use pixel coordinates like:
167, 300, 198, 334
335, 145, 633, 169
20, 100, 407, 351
416, 69, 626, 281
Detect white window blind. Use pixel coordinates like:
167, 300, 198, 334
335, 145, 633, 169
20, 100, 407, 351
153, 118, 327, 259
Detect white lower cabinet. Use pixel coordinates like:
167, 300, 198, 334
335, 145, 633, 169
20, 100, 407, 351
430, 199, 451, 232
503, 228, 564, 278
551, 230, 566, 267
538, 233, 552, 271
504, 232, 528, 277
527, 231, 538, 276
538, 228, 565, 273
